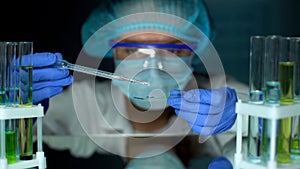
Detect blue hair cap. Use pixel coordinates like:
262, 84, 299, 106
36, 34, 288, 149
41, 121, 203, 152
81, 0, 216, 72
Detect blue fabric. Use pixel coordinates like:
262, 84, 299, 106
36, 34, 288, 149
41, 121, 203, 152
167, 87, 237, 136
207, 156, 233, 169
31, 52, 73, 111
80, 0, 215, 73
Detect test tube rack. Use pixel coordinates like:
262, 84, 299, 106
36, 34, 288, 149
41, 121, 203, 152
234, 100, 300, 169
0, 105, 45, 169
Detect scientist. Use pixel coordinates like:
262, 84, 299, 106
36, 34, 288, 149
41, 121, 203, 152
30, 0, 248, 168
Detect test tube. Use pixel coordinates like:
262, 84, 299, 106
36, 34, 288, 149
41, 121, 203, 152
261, 35, 281, 163
290, 37, 300, 160
4, 42, 18, 164
277, 36, 294, 164
293, 37, 300, 101
0, 42, 6, 106
17, 41, 33, 160
279, 37, 294, 105
5, 42, 18, 106
264, 35, 281, 105
247, 36, 264, 163
0, 42, 6, 160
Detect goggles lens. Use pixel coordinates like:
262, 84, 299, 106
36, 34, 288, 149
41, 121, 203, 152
112, 42, 194, 59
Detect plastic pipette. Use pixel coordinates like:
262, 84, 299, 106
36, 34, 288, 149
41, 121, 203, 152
55, 59, 150, 86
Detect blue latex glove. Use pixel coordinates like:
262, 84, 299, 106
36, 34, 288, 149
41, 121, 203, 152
167, 87, 237, 136
207, 156, 233, 169
31, 52, 73, 110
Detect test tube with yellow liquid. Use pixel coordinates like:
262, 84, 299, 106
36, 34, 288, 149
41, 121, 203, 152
18, 42, 33, 160
277, 37, 295, 164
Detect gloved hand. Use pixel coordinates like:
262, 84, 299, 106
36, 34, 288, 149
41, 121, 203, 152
167, 87, 237, 136
207, 156, 233, 169
31, 52, 73, 110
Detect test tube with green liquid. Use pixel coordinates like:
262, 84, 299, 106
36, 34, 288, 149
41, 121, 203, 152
261, 35, 281, 163
5, 122, 16, 164
0, 42, 6, 161
4, 42, 18, 164
277, 37, 295, 164
18, 42, 33, 160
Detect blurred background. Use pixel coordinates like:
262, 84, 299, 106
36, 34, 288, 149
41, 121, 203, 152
0, 0, 299, 168
206, 0, 300, 84
0, 0, 300, 84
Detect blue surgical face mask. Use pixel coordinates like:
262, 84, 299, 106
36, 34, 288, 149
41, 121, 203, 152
112, 54, 193, 110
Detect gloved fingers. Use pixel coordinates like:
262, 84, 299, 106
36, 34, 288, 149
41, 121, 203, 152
169, 89, 184, 97
174, 109, 222, 127
182, 88, 209, 103
187, 122, 216, 136
54, 52, 63, 60
168, 97, 204, 112
32, 52, 63, 67
167, 97, 180, 108
33, 67, 70, 81
218, 101, 237, 120
33, 75, 73, 90
205, 113, 235, 134
170, 88, 210, 104
19, 52, 62, 68
208, 156, 233, 169
169, 97, 227, 114
213, 114, 237, 134
183, 87, 237, 106
33, 87, 63, 104
185, 113, 237, 135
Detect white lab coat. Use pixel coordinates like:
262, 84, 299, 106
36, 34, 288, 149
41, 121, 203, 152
38, 73, 249, 161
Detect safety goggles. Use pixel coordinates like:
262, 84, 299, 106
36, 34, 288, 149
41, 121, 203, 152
111, 42, 195, 60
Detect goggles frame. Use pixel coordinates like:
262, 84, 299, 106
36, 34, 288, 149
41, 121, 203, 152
111, 42, 196, 50
111, 42, 196, 59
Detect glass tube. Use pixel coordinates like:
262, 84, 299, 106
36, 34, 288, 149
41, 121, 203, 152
17, 42, 33, 160
290, 37, 300, 160
247, 36, 264, 163
291, 115, 300, 160
277, 36, 295, 164
0, 42, 6, 106
4, 42, 18, 164
279, 37, 294, 105
0, 43, 7, 160
261, 35, 281, 163
264, 36, 281, 106
293, 37, 300, 101
0, 42, 6, 159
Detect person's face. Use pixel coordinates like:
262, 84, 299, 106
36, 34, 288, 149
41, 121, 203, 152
111, 32, 195, 111
113, 32, 192, 60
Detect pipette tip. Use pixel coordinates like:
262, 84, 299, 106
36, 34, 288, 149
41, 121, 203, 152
131, 80, 150, 86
